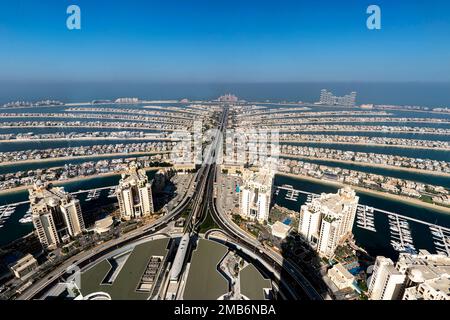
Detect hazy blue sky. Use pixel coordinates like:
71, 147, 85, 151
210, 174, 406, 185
0, 0, 449, 82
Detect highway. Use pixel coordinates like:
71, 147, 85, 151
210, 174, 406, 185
18, 174, 196, 300
19, 104, 322, 301
191, 105, 323, 300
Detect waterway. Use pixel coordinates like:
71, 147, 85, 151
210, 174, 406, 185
0, 171, 156, 246
281, 142, 450, 162
0, 153, 166, 175
0, 139, 164, 152
280, 156, 450, 189
273, 174, 450, 260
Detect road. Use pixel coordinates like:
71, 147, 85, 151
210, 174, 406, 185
18, 174, 197, 300
19, 105, 322, 300
191, 106, 323, 300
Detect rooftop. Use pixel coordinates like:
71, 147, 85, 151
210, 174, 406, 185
239, 264, 271, 300
80, 238, 170, 300
183, 239, 229, 300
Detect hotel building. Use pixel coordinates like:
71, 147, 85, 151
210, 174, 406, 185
319, 89, 357, 107
10, 254, 39, 280
29, 181, 85, 250
239, 167, 274, 223
298, 187, 359, 258
369, 250, 450, 300
368, 256, 406, 300
116, 164, 154, 220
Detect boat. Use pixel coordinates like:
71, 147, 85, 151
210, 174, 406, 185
4, 207, 15, 215
391, 241, 404, 251
19, 213, 33, 224
431, 231, 441, 237
403, 244, 417, 254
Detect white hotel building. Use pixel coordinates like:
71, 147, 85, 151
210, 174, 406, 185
369, 250, 450, 300
298, 187, 359, 258
368, 256, 406, 300
116, 164, 154, 220
29, 181, 85, 250
239, 167, 274, 223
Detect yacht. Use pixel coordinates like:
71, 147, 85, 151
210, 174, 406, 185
403, 244, 417, 254
19, 213, 33, 224
4, 207, 15, 215
391, 241, 404, 252
434, 241, 446, 247
431, 230, 441, 237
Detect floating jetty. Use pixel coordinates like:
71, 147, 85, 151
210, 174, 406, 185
275, 185, 450, 256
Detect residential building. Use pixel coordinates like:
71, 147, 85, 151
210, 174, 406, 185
116, 163, 154, 220
298, 187, 359, 258
328, 263, 355, 290
29, 181, 85, 250
397, 250, 450, 300
10, 254, 39, 280
403, 274, 450, 300
369, 251, 450, 300
368, 256, 406, 300
271, 221, 291, 239
239, 167, 274, 223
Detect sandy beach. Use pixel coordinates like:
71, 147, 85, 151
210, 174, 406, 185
277, 172, 450, 215
279, 153, 450, 178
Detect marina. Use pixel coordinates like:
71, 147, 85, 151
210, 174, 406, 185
356, 206, 376, 232
275, 183, 450, 256
0, 205, 16, 228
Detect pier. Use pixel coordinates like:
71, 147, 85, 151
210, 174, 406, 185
275, 185, 450, 256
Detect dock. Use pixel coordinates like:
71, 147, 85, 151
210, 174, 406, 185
275, 185, 450, 256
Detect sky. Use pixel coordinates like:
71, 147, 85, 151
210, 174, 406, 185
0, 0, 449, 83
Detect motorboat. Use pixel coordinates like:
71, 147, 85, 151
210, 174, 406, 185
19, 213, 33, 224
